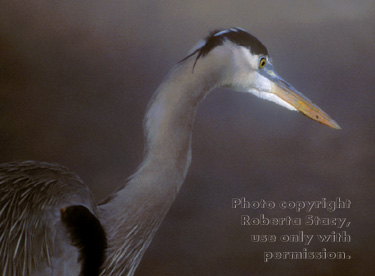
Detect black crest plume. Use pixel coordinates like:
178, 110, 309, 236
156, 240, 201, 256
180, 28, 268, 69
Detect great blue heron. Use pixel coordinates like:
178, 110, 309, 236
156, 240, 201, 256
0, 28, 340, 276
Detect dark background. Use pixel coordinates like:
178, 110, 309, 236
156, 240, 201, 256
1, 1, 374, 275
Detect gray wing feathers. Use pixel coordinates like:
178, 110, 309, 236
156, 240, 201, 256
0, 161, 96, 276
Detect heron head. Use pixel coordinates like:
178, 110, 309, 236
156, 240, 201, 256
188, 28, 340, 129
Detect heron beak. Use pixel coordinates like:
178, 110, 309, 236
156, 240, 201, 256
265, 71, 341, 129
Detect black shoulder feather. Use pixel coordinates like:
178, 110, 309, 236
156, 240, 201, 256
61, 205, 107, 276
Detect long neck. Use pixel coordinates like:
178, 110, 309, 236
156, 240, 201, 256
99, 56, 220, 276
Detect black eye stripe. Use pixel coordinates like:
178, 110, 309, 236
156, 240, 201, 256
180, 28, 269, 69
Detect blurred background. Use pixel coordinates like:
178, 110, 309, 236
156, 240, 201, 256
1, 1, 374, 275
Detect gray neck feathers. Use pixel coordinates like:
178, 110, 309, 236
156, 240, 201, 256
99, 54, 221, 276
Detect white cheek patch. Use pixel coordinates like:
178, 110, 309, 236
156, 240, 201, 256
237, 47, 259, 70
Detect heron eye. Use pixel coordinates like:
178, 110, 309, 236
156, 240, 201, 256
259, 57, 267, 69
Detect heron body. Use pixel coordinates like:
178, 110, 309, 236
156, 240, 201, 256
0, 28, 339, 276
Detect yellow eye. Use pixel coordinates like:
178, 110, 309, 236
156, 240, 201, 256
259, 57, 267, 69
